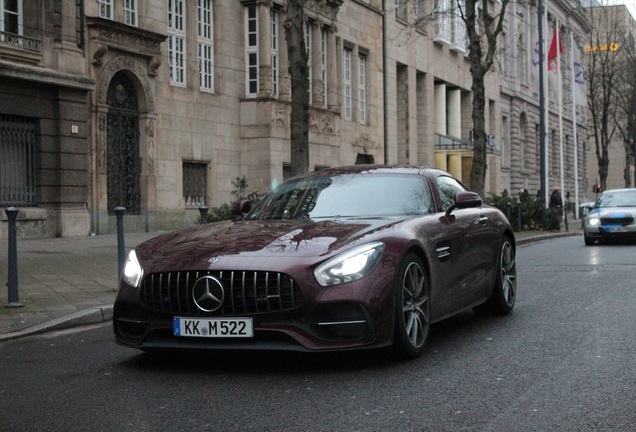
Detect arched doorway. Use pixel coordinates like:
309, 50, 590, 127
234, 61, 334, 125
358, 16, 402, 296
107, 71, 140, 214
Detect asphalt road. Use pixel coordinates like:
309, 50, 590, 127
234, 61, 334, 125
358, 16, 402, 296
0, 236, 634, 432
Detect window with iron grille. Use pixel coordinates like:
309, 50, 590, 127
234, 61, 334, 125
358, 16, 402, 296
244, 4, 258, 96
183, 162, 207, 208
0, 115, 37, 207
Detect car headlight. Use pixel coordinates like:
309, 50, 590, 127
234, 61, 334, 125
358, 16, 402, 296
122, 250, 144, 288
314, 242, 384, 287
586, 217, 600, 226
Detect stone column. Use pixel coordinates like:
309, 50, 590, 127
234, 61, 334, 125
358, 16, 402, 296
257, 0, 272, 97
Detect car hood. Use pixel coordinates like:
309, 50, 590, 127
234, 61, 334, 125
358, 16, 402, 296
135, 218, 406, 272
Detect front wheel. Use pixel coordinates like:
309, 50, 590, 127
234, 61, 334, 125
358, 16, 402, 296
474, 236, 516, 315
393, 253, 430, 359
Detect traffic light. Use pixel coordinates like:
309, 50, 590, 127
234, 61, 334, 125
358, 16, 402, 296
593, 184, 601, 193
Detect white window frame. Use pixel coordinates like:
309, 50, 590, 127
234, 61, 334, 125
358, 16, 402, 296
271, 10, 279, 97
198, 0, 214, 92
244, 4, 259, 97
168, 0, 186, 86
0, 0, 22, 34
321, 28, 328, 108
305, 21, 313, 104
124, 0, 137, 26
358, 53, 367, 124
434, 0, 451, 43
343, 48, 352, 121
98, 0, 113, 20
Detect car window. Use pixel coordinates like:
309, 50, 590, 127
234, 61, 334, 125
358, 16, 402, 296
247, 174, 435, 220
596, 190, 636, 208
437, 175, 467, 212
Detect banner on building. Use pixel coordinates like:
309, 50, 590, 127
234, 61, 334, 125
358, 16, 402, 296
572, 42, 587, 106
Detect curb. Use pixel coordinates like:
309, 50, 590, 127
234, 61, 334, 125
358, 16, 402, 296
0, 305, 113, 342
0, 231, 581, 342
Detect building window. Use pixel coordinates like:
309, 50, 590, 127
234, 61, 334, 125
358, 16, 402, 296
0, 0, 21, 34
451, 0, 467, 52
395, 0, 407, 20
168, 0, 186, 86
198, 0, 214, 92
244, 4, 258, 96
434, 0, 451, 43
98, 0, 113, 20
183, 162, 207, 209
501, 115, 509, 168
271, 10, 279, 97
321, 28, 328, 107
305, 21, 313, 104
0, 115, 36, 207
124, 0, 137, 26
358, 53, 367, 124
343, 47, 352, 120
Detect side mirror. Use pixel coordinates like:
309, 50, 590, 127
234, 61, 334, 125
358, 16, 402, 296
231, 199, 251, 216
445, 191, 482, 216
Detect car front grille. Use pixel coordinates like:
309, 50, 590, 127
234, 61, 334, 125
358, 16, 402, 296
601, 217, 634, 226
140, 270, 303, 316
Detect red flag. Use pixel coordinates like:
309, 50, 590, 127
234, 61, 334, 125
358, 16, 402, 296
547, 27, 563, 71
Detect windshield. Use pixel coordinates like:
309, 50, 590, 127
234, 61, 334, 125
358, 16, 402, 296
246, 173, 434, 220
596, 190, 636, 208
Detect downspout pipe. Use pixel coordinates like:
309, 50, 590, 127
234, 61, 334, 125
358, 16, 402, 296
382, 0, 388, 163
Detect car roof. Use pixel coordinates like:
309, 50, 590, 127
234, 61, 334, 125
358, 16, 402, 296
601, 188, 636, 194
288, 165, 445, 179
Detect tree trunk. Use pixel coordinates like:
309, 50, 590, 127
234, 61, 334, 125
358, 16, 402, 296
285, 0, 310, 177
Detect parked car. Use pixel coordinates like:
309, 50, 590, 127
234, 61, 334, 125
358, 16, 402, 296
583, 188, 636, 246
113, 165, 516, 359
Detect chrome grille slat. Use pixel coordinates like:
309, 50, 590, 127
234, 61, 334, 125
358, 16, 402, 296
139, 270, 302, 316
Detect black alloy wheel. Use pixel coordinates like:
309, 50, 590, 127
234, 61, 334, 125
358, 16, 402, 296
474, 236, 517, 315
393, 253, 430, 359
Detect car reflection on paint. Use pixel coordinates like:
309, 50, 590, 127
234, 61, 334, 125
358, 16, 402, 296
113, 165, 517, 359
583, 188, 636, 246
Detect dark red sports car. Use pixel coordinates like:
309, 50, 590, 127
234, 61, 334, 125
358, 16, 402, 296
113, 165, 516, 358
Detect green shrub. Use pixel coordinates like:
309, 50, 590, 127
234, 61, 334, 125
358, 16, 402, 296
484, 192, 561, 231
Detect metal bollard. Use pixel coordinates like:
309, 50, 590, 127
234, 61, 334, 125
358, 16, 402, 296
198, 206, 209, 224
114, 207, 126, 278
5, 207, 23, 307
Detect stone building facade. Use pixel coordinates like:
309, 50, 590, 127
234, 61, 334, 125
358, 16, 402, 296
0, 0, 591, 239
499, 0, 590, 206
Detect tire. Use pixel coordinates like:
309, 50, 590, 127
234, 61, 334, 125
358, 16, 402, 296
584, 235, 594, 246
393, 253, 430, 359
474, 236, 516, 315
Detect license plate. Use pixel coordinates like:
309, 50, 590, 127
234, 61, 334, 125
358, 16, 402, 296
607, 226, 627, 233
173, 317, 253, 338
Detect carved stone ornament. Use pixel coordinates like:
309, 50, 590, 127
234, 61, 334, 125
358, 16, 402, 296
272, 103, 289, 128
97, 56, 154, 112
146, 119, 155, 174
352, 134, 378, 153
97, 114, 107, 175
86, 16, 165, 57
93, 44, 108, 65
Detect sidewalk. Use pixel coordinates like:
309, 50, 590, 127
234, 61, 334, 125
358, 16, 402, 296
0, 227, 581, 342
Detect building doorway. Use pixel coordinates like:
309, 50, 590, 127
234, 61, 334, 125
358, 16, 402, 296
106, 71, 140, 214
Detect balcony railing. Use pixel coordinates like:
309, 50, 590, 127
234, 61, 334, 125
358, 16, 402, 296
435, 133, 500, 155
0, 31, 42, 52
